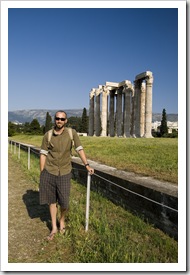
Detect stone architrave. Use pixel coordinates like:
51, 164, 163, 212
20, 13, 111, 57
116, 87, 123, 137
123, 84, 132, 137
101, 87, 109, 137
88, 89, 95, 136
95, 88, 101, 136
144, 74, 154, 138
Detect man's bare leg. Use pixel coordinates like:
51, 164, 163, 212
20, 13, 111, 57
47, 203, 58, 240
59, 207, 67, 233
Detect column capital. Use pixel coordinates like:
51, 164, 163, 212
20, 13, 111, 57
89, 89, 95, 99
145, 75, 154, 86
95, 88, 102, 96
103, 86, 110, 96
122, 82, 133, 92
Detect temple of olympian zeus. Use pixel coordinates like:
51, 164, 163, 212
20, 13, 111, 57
88, 71, 154, 138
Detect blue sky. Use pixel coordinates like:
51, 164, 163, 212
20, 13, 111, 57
8, 6, 178, 113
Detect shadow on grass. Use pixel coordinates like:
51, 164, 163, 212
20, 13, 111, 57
22, 189, 51, 231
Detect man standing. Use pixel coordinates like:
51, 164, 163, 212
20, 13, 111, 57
39, 110, 94, 240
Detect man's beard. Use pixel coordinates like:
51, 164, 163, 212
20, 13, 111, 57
55, 123, 64, 130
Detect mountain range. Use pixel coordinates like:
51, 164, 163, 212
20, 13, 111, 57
8, 109, 178, 125
8, 109, 84, 125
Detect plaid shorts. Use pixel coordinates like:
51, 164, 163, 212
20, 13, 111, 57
39, 169, 72, 209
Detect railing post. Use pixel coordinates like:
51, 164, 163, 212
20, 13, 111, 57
18, 143, 20, 159
14, 142, 16, 154
28, 146, 30, 170
85, 173, 91, 232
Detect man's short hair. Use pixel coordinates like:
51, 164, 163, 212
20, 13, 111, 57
54, 110, 67, 120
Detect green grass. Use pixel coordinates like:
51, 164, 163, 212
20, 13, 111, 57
9, 148, 178, 263
9, 134, 178, 183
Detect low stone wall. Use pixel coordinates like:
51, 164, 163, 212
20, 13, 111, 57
71, 157, 178, 241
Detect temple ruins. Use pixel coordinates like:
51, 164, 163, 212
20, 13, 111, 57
88, 71, 153, 138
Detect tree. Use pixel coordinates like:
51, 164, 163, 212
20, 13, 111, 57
44, 112, 53, 133
67, 116, 82, 132
79, 108, 88, 133
160, 108, 168, 136
30, 119, 42, 135
8, 121, 24, 136
23, 122, 31, 134
8, 122, 16, 136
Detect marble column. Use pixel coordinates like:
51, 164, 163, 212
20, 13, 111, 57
95, 88, 101, 136
109, 90, 115, 137
116, 87, 123, 137
144, 75, 154, 138
101, 87, 109, 137
123, 85, 132, 137
88, 89, 95, 136
130, 87, 135, 137
133, 80, 142, 137
140, 82, 146, 137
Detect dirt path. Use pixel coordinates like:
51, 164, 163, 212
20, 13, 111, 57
8, 153, 53, 263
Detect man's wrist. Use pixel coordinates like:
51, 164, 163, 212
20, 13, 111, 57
84, 163, 89, 167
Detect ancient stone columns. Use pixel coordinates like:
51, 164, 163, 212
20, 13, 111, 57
134, 71, 154, 138
88, 71, 153, 138
123, 84, 133, 137
95, 88, 101, 136
116, 87, 123, 137
109, 89, 115, 137
101, 86, 109, 137
144, 74, 154, 138
88, 86, 109, 137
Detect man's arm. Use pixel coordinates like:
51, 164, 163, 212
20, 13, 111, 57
39, 133, 48, 172
72, 129, 94, 174
40, 154, 47, 172
77, 149, 94, 175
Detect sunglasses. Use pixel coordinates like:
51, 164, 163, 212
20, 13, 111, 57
55, 117, 66, 121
